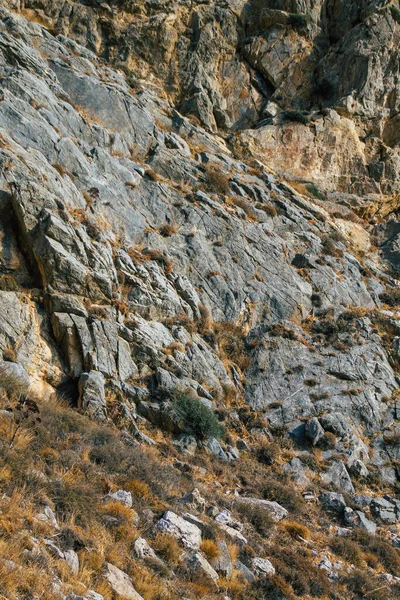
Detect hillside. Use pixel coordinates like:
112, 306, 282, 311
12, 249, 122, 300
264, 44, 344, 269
0, 1, 400, 599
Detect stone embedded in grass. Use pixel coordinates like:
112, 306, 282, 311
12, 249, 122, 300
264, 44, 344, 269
251, 557, 276, 577
234, 497, 288, 523
103, 489, 133, 508
103, 563, 144, 600
0, 360, 30, 395
321, 460, 355, 494
184, 550, 219, 589
319, 492, 346, 514
155, 510, 202, 549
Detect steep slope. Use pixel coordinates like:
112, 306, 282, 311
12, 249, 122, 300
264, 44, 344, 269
0, 3, 400, 600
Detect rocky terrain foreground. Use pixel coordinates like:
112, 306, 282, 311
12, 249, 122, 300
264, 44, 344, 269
0, 1, 400, 599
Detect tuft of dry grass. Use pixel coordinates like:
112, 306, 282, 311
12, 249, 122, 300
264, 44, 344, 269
158, 221, 180, 237
279, 520, 311, 540
200, 539, 220, 560
204, 165, 230, 196
152, 533, 182, 566
125, 478, 152, 500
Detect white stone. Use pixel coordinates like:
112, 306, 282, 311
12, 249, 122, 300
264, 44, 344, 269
103, 563, 144, 600
155, 511, 201, 549
252, 557, 275, 577
103, 489, 133, 508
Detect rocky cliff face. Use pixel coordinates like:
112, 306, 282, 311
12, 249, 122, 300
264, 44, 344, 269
0, 2, 400, 600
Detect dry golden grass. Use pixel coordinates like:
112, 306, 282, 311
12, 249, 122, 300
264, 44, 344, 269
152, 533, 182, 566
126, 478, 152, 500
279, 520, 311, 541
158, 221, 180, 237
200, 539, 220, 560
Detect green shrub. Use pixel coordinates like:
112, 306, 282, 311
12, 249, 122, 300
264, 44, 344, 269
306, 184, 325, 200
314, 78, 336, 100
172, 391, 223, 440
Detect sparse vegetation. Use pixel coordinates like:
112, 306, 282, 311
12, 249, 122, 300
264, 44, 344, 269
204, 165, 230, 196
287, 13, 308, 30
282, 110, 309, 125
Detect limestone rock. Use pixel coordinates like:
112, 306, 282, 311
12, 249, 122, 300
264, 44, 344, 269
184, 551, 219, 589
251, 557, 275, 577
155, 511, 202, 549
211, 540, 232, 579
103, 490, 133, 508
319, 492, 346, 515
0, 361, 30, 395
321, 461, 355, 495
78, 371, 107, 421
234, 498, 288, 523
103, 563, 144, 600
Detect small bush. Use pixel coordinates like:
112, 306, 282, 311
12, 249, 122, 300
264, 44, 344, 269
255, 202, 277, 217
314, 78, 336, 100
237, 502, 274, 535
383, 431, 400, 445
2, 347, 17, 362
204, 165, 230, 196
282, 110, 309, 125
0, 274, 18, 291
159, 221, 179, 237
126, 478, 152, 500
255, 443, 276, 466
342, 569, 392, 600
287, 13, 308, 29
254, 575, 296, 600
262, 478, 302, 513
214, 321, 250, 372
353, 530, 400, 574
306, 184, 325, 201
330, 536, 363, 567
268, 546, 330, 597
172, 392, 223, 440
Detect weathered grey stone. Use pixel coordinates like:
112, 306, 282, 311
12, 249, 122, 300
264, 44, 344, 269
349, 460, 369, 479
78, 370, 107, 421
305, 417, 325, 446
234, 498, 288, 523
321, 461, 355, 494
370, 498, 397, 524
211, 540, 232, 579
0, 361, 30, 395
103, 563, 144, 600
64, 549, 79, 575
103, 490, 133, 508
251, 557, 275, 577
283, 457, 310, 487
235, 561, 255, 583
180, 489, 206, 513
134, 538, 158, 560
184, 551, 219, 589
215, 509, 243, 531
155, 511, 201, 549
319, 492, 346, 515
